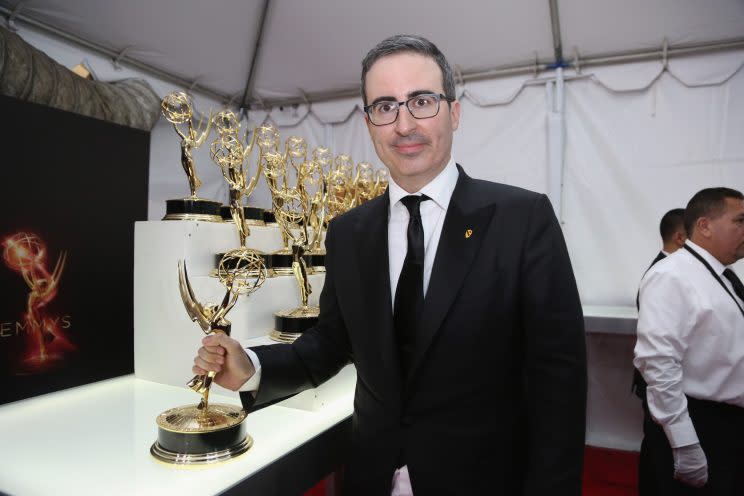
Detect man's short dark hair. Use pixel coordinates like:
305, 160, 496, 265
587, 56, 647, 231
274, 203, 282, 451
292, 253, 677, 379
659, 208, 685, 243
360, 34, 456, 106
684, 187, 744, 236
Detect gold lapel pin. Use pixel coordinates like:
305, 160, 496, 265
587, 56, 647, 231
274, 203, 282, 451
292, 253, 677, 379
465, 229, 473, 239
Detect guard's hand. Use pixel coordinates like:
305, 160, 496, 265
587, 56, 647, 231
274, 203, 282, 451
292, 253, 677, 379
672, 443, 708, 488
192, 333, 255, 391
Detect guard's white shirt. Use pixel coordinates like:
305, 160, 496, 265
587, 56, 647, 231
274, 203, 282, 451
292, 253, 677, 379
634, 240, 744, 448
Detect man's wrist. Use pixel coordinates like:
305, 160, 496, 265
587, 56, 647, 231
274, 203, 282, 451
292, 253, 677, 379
663, 417, 699, 448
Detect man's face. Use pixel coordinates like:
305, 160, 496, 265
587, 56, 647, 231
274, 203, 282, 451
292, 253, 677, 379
363, 52, 460, 191
705, 197, 744, 265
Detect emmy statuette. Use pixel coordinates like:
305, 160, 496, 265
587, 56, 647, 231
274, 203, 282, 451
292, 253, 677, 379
160, 91, 222, 221
150, 250, 266, 464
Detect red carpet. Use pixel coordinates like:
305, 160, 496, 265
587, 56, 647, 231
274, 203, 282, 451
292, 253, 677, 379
304, 446, 640, 495
583, 445, 639, 496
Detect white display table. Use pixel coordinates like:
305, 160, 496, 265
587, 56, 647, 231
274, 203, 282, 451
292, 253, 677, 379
583, 305, 637, 335
0, 364, 354, 496
0, 219, 353, 496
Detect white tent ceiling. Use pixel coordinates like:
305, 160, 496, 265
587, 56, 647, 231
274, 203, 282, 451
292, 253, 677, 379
1, 0, 743, 107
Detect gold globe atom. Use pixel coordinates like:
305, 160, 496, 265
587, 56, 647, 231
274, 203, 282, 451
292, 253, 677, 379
214, 110, 240, 136
256, 124, 279, 151
209, 134, 243, 170
161, 91, 193, 124
300, 162, 324, 195
334, 154, 354, 172
285, 136, 307, 159
273, 190, 305, 225
217, 248, 267, 296
312, 146, 332, 168
262, 151, 286, 182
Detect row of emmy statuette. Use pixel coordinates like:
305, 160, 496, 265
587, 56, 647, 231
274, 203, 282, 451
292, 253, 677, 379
161, 90, 388, 343
150, 91, 388, 465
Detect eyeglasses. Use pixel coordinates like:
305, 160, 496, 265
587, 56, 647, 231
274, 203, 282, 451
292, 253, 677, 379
364, 93, 454, 126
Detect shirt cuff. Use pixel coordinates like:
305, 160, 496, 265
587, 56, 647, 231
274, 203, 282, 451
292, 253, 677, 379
663, 417, 700, 448
238, 347, 262, 393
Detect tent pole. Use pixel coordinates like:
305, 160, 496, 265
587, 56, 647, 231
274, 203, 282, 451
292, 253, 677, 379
548, 0, 563, 63
240, 0, 271, 110
546, 67, 566, 221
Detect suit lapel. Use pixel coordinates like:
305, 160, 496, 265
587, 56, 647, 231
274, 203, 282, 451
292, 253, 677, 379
353, 192, 400, 384
406, 168, 495, 386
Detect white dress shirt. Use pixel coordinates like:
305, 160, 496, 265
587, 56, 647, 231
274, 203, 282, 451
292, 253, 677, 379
634, 240, 744, 448
387, 158, 458, 305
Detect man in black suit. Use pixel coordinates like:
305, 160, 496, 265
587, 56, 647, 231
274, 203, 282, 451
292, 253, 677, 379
651, 208, 687, 267
194, 34, 587, 495
636, 208, 687, 309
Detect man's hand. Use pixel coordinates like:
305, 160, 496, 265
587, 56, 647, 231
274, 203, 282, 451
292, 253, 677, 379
672, 443, 708, 488
192, 333, 255, 391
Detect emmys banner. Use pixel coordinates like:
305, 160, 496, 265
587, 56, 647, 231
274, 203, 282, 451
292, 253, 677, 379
0, 94, 148, 405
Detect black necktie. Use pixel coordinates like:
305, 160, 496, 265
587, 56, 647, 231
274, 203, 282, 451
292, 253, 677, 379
723, 268, 744, 303
394, 194, 430, 376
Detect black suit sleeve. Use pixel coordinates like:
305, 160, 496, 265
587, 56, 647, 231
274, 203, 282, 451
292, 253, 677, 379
520, 194, 587, 495
240, 221, 352, 411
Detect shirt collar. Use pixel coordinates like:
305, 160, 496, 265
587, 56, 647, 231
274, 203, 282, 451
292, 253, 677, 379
387, 157, 458, 211
686, 240, 728, 275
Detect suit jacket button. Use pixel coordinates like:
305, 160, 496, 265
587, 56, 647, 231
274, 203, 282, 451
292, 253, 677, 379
401, 415, 413, 427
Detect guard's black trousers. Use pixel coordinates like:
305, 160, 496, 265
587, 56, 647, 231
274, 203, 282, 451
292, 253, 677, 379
638, 396, 744, 496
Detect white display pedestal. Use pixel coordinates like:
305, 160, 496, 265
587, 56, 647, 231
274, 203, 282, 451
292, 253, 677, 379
583, 305, 637, 335
582, 306, 643, 451
133, 220, 327, 399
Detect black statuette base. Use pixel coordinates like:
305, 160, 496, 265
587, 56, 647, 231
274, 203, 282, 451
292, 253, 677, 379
308, 253, 325, 271
266, 252, 319, 275
163, 198, 222, 222
220, 205, 266, 225
270, 252, 294, 268
263, 209, 277, 225
151, 404, 252, 465
274, 313, 318, 333
271, 307, 319, 343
